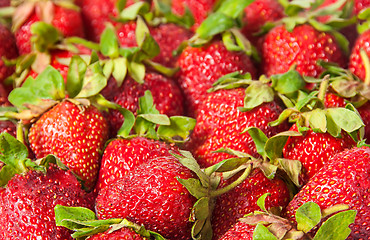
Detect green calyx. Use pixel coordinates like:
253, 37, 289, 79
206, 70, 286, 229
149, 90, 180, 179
54, 205, 166, 240
239, 194, 356, 240
208, 69, 306, 111
356, 7, 370, 34
0, 132, 67, 187
116, 90, 196, 144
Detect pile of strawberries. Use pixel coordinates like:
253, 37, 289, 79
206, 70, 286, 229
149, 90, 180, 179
0, 0, 369, 239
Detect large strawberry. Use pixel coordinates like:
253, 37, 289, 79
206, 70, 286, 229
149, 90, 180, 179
6, 61, 112, 190
0, 132, 92, 240
283, 146, 370, 239
11, 0, 84, 54
0, 23, 18, 86
95, 155, 197, 240
261, 0, 352, 78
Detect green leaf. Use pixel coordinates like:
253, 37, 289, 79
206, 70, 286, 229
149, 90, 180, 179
157, 116, 196, 142
296, 202, 322, 233
257, 193, 270, 213
75, 62, 107, 99
216, 0, 255, 19
313, 210, 356, 240
128, 61, 145, 84
278, 158, 302, 187
270, 70, 305, 94
196, 12, 235, 40
30, 22, 61, 52
138, 114, 170, 125
100, 24, 120, 58
240, 82, 274, 111
118, 1, 150, 21
55, 205, 97, 229
265, 131, 302, 161
330, 31, 350, 56
309, 109, 327, 133
102, 59, 114, 78
155, 1, 195, 29
326, 108, 364, 133
116, 106, 136, 137
9, 66, 65, 109
135, 16, 150, 47
253, 223, 279, 240
245, 127, 268, 159
112, 57, 128, 86
326, 113, 341, 138
0, 164, 19, 187
176, 177, 206, 199
66, 55, 88, 98
137, 34, 160, 61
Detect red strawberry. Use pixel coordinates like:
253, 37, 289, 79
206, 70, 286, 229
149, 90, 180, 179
28, 101, 109, 189
171, 0, 217, 31
13, 1, 85, 54
87, 227, 146, 240
241, 0, 284, 48
102, 72, 185, 135
0, 120, 16, 137
211, 169, 290, 239
283, 146, 370, 240
95, 156, 196, 240
262, 24, 346, 78
185, 88, 287, 168
0, 23, 18, 85
349, 30, 370, 82
0, 82, 11, 106
96, 136, 180, 192
177, 41, 257, 116
283, 123, 356, 184
355, 0, 370, 14
218, 220, 255, 240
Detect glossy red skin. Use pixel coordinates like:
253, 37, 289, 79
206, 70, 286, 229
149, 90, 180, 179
176, 41, 257, 116
0, 24, 18, 83
283, 124, 356, 184
262, 24, 346, 78
95, 156, 196, 240
102, 72, 185, 136
185, 88, 288, 168
349, 30, 370, 82
0, 83, 11, 106
87, 227, 146, 240
242, 0, 284, 49
15, 5, 84, 55
212, 169, 290, 239
0, 166, 92, 240
171, 0, 217, 31
28, 101, 109, 190
218, 220, 255, 240
354, 0, 370, 14
96, 137, 180, 192
283, 147, 370, 240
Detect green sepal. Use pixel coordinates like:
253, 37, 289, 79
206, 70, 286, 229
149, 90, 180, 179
239, 82, 275, 111
65, 37, 101, 52
128, 61, 145, 84
253, 224, 279, 240
117, 1, 151, 22
244, 127, 268, 159
208, 71, 253, 92
326, 107, 364, 134
66, 55, 88, 99
268, 108, 298, 127
257, 193, 271, 213
264, 130, 302, 162
100, 23, 120, 58
30, 22, 62, 52
308, 108, 327, 133
196, 12, 235, 40
312, 210, 356, 240
330, 30, 350, 56
357, 8, 370, 34
153, 0, 195, 29
216, 0, 255, 19
112, 57, 128, 86
9, 65, 65, 111
157, 116, 196, 143
295, 201, 322, 233
144, 60, 179, 77
270, 70, 306, 95
74, 61, 107, 99
278, 158, 302, 187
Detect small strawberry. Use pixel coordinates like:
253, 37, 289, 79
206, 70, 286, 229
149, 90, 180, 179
261, 0, 352, 78
11, 0, 84, 55
283, 146, 370, 240
0, 132, 92, 240
0, 23, 18, 86
95, 155, 197, 240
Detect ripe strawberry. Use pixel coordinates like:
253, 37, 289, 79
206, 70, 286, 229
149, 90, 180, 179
349, 30, 370, 82
0, 120, 16, 137
95, 156, 196, 240
241, 0, 284, 48
0, 82, 11, 106
177, 41, 257, 116
354, 0, 370, 14
0, 133, 92, 240
218, 220, 255, 240
185, 88, 287, 168
96, 136, 180, 192
283, 146, 370, 240
262, 24, 346, 78
0, 23, 18, 85
171, 0, 217, 30
28, 100, 109, 189
283, 123, 356, 184
211, 169, 290, 239
13, 1, 85, 54
87, 228, 146, 240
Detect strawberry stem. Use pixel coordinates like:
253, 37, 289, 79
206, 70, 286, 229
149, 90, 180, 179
360, 48, 370, 86
317, 75, 330, 102
210, 164, 252, 197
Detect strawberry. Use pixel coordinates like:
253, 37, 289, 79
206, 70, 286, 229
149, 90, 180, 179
28, 100, 109, 190
0, 23, 18, 85
349, 30, 370, 82
0, 133, 92, 240
95, 156, 197, 240
177, 41, 257, 116
12, 0, 85, 54
0, 82, 11, 106
283, 146, 370, 239
211, 168, 291, 239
